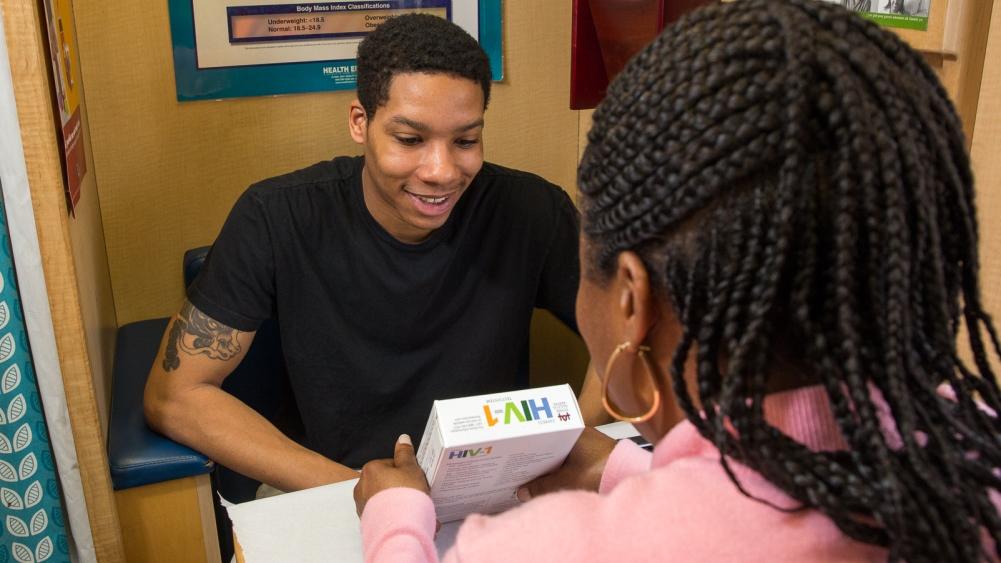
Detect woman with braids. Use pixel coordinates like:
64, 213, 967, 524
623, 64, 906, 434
352, 1, 1001, 561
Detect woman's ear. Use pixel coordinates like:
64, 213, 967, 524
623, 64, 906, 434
348, 100, 368, 144
615, 251, 657, 347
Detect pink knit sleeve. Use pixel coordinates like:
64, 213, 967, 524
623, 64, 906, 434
361, 487, 439, 563
598, 439, 652, 494
361, 442, 653, 562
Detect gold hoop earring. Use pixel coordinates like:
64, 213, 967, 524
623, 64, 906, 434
601, 342, 662, 423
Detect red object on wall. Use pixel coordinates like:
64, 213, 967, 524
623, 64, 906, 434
570, 0, 609, 110
570, 0, 714, 109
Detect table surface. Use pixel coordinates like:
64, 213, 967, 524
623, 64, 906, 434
230, 422, 639, 562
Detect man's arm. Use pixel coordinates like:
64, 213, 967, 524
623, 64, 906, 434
578, 363, 612, 426
144, 301, 358, 492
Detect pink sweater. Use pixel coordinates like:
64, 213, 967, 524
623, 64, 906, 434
361, 386, 889, 562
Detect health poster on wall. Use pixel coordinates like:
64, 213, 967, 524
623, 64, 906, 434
169, 0, 502, 101
41, 0, 86, 212
817, 0, 931, 30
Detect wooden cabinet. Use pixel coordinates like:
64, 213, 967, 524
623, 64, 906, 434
893, 0, 963, 55
896, 0, 995, 143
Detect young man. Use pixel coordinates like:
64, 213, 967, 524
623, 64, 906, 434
144, 14, 601, 492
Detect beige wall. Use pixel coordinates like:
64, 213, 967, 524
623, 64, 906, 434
68, 90, 117, 434
73, 1, 591, 386
920, 1, 994, 144
969, 0, 1001, 373
913, 0, 998, 370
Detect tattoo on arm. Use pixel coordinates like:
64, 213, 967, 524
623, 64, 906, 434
162, 302, 243, 372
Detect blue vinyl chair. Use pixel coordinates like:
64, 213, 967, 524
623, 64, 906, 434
107, 246, 299, 562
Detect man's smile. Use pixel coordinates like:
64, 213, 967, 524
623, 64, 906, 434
405, 190, 450, 204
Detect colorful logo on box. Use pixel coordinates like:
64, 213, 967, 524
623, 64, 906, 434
483, 397, 554, 427
448, 446, 493, 459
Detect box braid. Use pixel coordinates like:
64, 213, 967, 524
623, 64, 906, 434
579, 1, 1001, 561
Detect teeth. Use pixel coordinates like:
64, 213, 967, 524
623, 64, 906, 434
416, 194, 447, 204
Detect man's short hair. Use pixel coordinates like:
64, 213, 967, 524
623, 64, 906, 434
356, 14, 492, 118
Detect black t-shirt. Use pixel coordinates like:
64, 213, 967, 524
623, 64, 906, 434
188, 156, 580, 467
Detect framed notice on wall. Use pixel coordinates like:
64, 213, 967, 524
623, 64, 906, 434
168, 0, 503, 101
41, 0, 87, 212
816, 0, 931, 30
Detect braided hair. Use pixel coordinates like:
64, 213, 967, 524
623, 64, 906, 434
579, 1, 1001, 561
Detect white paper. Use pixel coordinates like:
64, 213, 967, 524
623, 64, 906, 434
226, 422, 640, 562
226, 478, 459, 562
594, 421, 640, 440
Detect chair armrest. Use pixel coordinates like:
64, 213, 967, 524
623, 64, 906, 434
108, 318, 213, 490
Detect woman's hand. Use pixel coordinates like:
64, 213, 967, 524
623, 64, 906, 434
517, 427, 617, 501
353, 434, 431, 516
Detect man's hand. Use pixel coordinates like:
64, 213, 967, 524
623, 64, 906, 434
354, 434, 431, 516
517, 427, 617, 501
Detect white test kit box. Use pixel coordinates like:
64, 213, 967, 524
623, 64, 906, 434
416, 384, 584, 522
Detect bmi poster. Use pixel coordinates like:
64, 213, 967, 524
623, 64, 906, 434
169, 0, 503, 101
41, 0, 86, 213
818, 0, 932, 30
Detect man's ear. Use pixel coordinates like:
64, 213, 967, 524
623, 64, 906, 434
348, 99, 368, 144
615, 251, 657, 347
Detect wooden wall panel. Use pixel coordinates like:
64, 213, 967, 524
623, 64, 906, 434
114, 475, 220, 563
66, 76, 117, 435
491, 3, 589, 388
969, 0, 1001, 372
894, 0, 955, 53
920, 0, 994, 144
482, 3, 581, 196
2, 0, 124, 559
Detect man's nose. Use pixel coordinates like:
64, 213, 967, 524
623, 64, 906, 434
418, 143, 460, 187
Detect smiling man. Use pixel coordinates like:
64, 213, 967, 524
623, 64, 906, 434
143, 14, 596, 493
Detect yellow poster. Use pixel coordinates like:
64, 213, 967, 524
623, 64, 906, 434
42, 0, 86, 212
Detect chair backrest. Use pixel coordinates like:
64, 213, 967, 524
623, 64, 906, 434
183, 247, 302, 499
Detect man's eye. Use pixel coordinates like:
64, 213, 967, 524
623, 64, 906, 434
396, 136, 421, 146
456, 139, 479, 148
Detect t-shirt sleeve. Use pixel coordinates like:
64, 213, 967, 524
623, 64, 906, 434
187, 189, 275, 332
535, 188, 581, 333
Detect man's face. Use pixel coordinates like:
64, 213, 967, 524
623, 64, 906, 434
349, 72, 485, 243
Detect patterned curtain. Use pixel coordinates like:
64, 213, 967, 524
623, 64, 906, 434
0, 196, 69, 562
